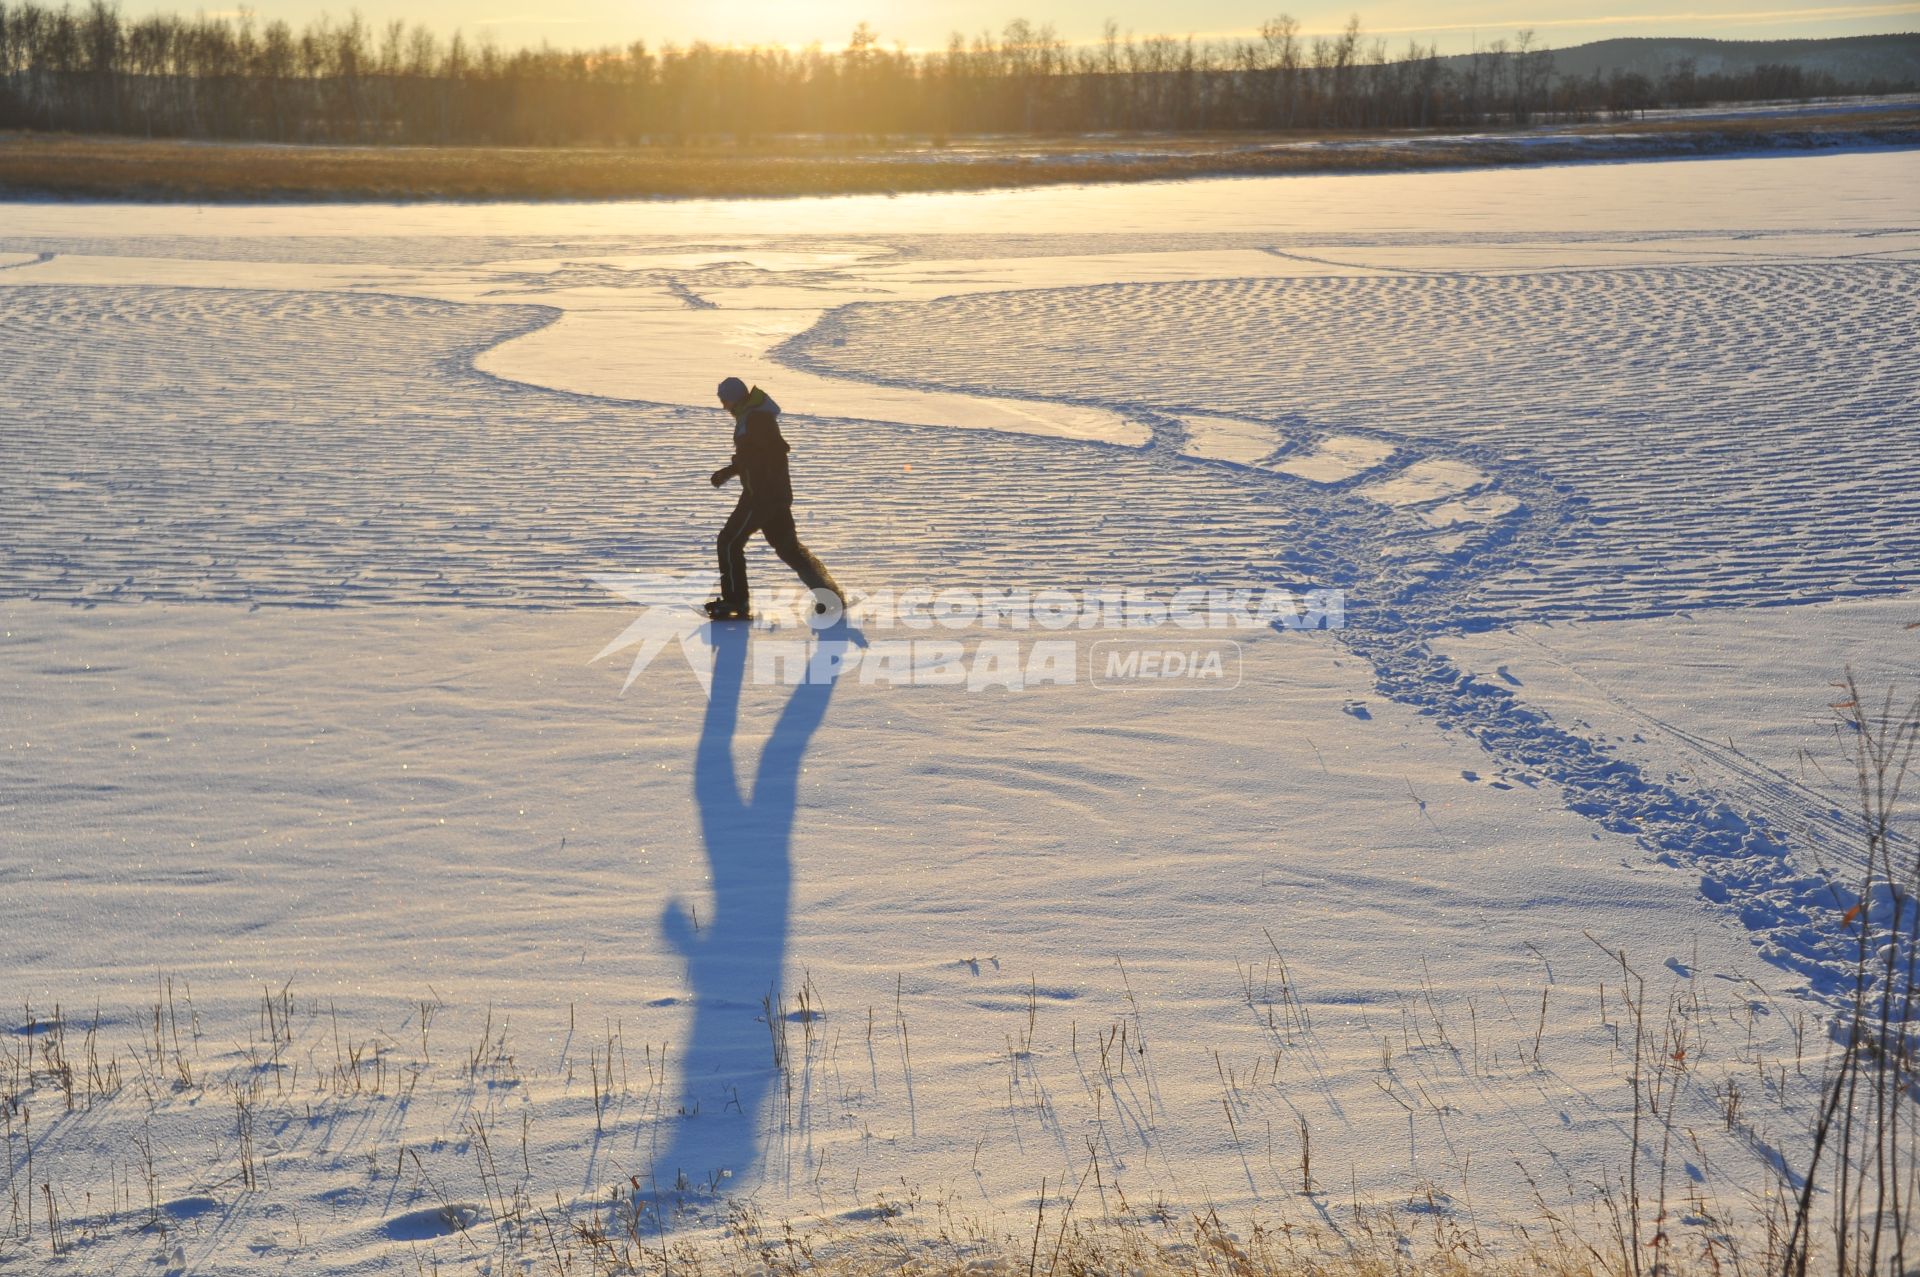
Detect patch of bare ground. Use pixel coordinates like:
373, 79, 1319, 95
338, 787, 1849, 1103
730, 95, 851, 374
0, 109, 1914, 201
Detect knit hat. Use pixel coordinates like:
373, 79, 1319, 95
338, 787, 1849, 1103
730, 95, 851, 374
716, 376, 749, 406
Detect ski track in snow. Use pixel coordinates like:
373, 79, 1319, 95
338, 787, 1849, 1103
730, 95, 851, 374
2, 231, 1915, 1013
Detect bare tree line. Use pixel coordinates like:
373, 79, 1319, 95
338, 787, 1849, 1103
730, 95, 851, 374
0, 3, 1904, 144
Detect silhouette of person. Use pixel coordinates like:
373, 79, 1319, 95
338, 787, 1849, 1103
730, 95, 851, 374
706, 377, 843, 621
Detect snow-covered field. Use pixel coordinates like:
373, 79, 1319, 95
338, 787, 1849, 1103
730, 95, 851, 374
2, 151, 1918, 1273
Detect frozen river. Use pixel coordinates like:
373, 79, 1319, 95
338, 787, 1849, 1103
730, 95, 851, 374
2, 148, 1918, 1272
5, 148, 1914, 235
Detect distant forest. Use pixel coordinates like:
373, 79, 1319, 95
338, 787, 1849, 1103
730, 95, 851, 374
1, 4, 1914, 145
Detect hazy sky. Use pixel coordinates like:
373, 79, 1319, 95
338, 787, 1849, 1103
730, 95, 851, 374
181, 1, 1920, 55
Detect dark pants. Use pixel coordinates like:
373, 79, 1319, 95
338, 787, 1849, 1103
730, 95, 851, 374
717, 496, 841, 606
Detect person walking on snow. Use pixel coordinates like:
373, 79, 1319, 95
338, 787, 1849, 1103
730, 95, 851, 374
706, 376, 844, 621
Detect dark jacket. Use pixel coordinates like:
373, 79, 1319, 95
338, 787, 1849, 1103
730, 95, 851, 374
715, 408, 794, 507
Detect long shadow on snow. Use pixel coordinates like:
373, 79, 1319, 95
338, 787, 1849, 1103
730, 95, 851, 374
646, 621, 846, 1209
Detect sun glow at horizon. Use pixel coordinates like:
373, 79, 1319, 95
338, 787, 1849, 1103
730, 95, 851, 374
125, 0, 1920, 58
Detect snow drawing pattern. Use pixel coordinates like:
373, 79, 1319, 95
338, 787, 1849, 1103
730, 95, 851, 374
0, 288, 1289, 607
4, 249, 1915, 1005
778, 256, 1920, 999
3, 191, 1919, 1254
788, 262, 1920, 624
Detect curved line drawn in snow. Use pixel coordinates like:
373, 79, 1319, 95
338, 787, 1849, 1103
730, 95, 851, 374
3, 235, 1915, 1059
774, 255, 1920, 1008
482, 305, 1140, 444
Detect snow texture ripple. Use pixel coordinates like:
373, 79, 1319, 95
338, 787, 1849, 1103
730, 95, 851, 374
2, 226, 1915, 1018
777, 256, 1920, 1001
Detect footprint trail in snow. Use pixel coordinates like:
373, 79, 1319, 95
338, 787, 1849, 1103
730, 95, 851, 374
3, 219, 1917, 1012
781, 251, 1920, 1004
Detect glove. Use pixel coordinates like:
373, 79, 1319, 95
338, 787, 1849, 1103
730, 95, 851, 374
710, 468, 732, 488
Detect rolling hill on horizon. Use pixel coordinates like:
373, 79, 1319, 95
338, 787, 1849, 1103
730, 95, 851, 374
1498, 32, 1920, 86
